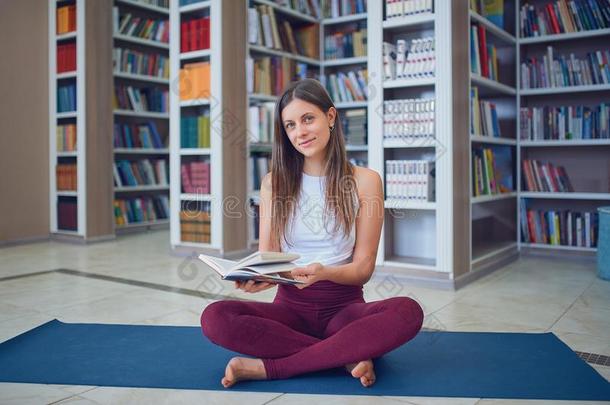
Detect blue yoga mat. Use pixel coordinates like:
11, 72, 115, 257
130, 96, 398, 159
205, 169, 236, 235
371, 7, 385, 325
0, 319, 609, 400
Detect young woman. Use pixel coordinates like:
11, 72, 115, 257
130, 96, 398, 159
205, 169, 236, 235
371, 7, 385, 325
201, 78, 424, 388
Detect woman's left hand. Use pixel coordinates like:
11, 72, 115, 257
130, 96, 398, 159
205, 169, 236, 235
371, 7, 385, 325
291, 262, 326, 289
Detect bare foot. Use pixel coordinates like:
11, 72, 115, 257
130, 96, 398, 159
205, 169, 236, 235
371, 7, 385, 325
221, 357, 267, 388
349, 359, 376, 387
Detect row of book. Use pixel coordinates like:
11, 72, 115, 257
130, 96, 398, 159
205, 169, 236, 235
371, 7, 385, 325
180, 17, 210, 53
56, 164, 77, 191
322, 70, 368, 103
249, 102, 275, 144
251, 156, 271, 191
470, 87, 502, 138
57, 124, 77, 152
520, 48, 610, 89
385, 160, 435, 202
57, 43, 76, 73
180, 209, 211, 243
323, 0, 367, 18
324, 23, 367, 60
383, 37, 435, 81
113, 85, 168, 113
522, 159, 574, 192
113, 159, 169, 188
58, 200, 77, 231
113, 122, 166, 149
58, 84, 76, 113
520, 206, 599, 248
113, 7, 169, 43
470, 24, 499, 81
113, 47, 169, 79
519, 104, 610, 140
383, 98, 435, 141
248, 5, 320, 59
247, 56, 314, 96
179, 61, 210, 101
472, 147, 514, 197
470, 0, 505, 29
56, 4, 76, 34
181, 114, 211, 148
182, 161, 210, 194
342, 108, 367, 146
114, 196, 169, 226
386, 0, 434, 18
520, 0, 610, 38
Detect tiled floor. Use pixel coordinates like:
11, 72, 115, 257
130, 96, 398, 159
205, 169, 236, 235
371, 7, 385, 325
0, 231, 608, 404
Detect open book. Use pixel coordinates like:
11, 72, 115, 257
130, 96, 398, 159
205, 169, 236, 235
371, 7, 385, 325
197, 251, 305, 285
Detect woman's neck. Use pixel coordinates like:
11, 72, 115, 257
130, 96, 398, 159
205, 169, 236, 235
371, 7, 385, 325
303, 156, 326, 177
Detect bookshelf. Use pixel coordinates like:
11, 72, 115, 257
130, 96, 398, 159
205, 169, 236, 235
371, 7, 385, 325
112, 0, 171, 232
517, 0, 610, 255
169, 0, 249, 256
49, 0, 115, 242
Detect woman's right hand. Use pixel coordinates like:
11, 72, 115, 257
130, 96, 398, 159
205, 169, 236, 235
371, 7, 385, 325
234, 280, 276, 293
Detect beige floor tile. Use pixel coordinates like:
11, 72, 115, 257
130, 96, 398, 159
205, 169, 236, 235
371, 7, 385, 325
384, 396, 479, 405
0, 313, 55, 343
0, 383, 93, 405
577, 279, 610, 311
266, 393, 408, 405
554, 332, 610, 357
551, 302, 610, 339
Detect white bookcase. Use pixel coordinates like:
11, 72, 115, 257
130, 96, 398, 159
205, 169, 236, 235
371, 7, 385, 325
516, 0, 610, 255
367, 0, 455, 282
49, 0, 86, 237
112, 0, 171, 233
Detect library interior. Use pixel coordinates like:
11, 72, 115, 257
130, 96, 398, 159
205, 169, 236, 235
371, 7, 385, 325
1, 0, 610, 403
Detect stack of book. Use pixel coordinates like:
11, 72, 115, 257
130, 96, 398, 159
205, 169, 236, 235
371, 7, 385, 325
323, 0, 367, 17
520, 47, 610, 89
383, 98, 435, 142
113, 159, 169, 187
249, 102, 275, 144
385, 0, 434, 18
323, 70, 368, 103
58, 84, 76, 113
343, 108, 367, 146
113, 48, 169, 79
181, 161, 210, 194
470, 0, 504, 28
180, 16, 210, 52
179, 62, 210, 100
56, 4, 76, 34
114, 196, 169, 226
56, 163, 77, 191
58, 200, 77, 231
57, 124, 77, 152
472, 147, 514, 196
383, 37, 435, 81
522, 159, 574, 192
521, 206, 599, 248
520, 0, 610, 37
470, 24, 499, 81
113, 85, 168, 113
113, 122, 165, 149
470, 87, 502, 137
324, 23, 367, 60
181, 114, 211, 148
180, 209, 211, 243
248, 5, 320, 59
520, 103, 610, 140
251, 156, 271, 191
385, 160, 435, 202
57, 43, 76, 73
113, 9, 169, 43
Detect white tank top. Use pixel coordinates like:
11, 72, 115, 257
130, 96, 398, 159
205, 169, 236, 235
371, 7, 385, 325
280, 172, 359, 266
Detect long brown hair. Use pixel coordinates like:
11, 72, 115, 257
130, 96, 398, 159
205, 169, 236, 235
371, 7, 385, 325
270, 78, 358, 250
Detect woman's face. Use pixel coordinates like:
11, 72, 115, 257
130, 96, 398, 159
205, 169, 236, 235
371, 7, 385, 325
281, 98, 336, 158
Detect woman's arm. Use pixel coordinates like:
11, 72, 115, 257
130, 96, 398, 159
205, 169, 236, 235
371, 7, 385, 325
324, 168, 384, 286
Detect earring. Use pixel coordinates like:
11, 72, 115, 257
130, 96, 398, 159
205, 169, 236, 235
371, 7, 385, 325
329, 124, 335, 132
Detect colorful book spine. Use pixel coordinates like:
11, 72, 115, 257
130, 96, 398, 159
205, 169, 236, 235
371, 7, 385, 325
57, 84, 77, 113
113, 122, 165, 149
520, 0, 610, 37
56, 5, 76, 34
470, 87, 502, 137
179, 208, 212, 243
181, 161, 211, 194
324, 23, 367, 60
520, 103, 610, 140
57, 124, 77, 152
114, 9, 169, 43
180, 16, 210, 53
56, 163, 77, 191
114, 195, 169, 226
113, 85, 169, 113
179, 62, 211, 101
342, 108, 367, 146
180, 114, 211, 148
113, 159, 169, 187
521, 159, 575, 192
385, 37, 435, 80
322, 69, 368, 103
248, 102, 275, 144
472, 146, 514, 196
385, 0, 434, 18
522, 208, 599, 248
57, 43, 76, 73
323, 0, 367, 18
113, 48, 169, 79
470, 24, 499, 81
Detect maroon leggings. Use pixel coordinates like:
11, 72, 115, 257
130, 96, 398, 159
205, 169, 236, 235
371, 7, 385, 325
200, 280, 424, 380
